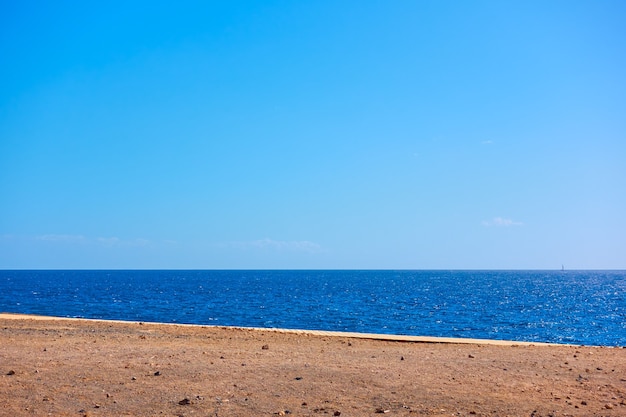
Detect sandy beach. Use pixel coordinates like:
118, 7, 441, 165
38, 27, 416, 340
1, 314, 624, 416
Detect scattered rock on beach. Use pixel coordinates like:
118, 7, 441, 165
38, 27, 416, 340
6, 370, 15, 375
262, 344, 269, 350
178, 398, 191, 405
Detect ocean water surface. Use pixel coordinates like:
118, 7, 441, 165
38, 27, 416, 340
0, 270, 624, 346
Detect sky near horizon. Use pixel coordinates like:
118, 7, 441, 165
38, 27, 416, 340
1, 1, 625, 269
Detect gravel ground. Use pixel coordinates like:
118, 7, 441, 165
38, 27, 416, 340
1, 314, 625, 416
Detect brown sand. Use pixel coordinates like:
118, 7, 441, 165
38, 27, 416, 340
1, 314, 624, 416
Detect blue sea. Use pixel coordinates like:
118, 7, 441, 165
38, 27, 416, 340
1, 270, 624, 346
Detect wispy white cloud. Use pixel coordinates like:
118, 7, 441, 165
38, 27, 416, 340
97, 237, 151, 247
32, 234, 151, 246
481, 140, 493, 145
36, 234, 86, 242
97, 237, 120, 246
482, 217, 523, 227
227, 238, 322, 253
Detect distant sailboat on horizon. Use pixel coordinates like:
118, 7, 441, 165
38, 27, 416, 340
561, 264, 565, 271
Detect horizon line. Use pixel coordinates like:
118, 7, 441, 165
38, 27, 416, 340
1, 268, 625, 272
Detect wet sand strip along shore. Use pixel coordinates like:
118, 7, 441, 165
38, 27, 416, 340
0, 313, 561, 345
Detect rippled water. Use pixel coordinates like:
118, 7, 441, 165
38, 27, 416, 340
1, 270, 624, 346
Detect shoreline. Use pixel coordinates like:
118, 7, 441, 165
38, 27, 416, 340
0, 312, 565, 346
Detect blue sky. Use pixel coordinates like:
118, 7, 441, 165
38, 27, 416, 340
1, 0, 624, 269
